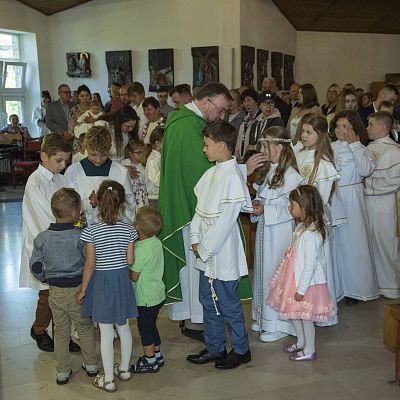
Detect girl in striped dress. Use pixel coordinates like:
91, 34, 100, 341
76, 180, 138, 393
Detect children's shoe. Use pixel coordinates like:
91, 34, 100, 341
156, 355, 165, 367
131, 356, 159, 373
113, 363, 132, 381
56, 370, 72, 385
93, 374, 117, 392
82, 363, 99, 377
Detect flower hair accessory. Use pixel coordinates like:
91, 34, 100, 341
107, 186, 113, 191
258, 137, 292, 143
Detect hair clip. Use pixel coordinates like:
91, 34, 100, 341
107, 186, 113, 191
258, 137, 292, 143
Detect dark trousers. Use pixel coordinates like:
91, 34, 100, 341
137, 302, 164, 347
32, 289, 52, 334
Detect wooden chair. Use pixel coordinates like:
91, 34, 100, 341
11, 139, 41, 187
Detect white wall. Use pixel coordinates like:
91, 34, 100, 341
47, 0, 242, 99
296, 31, 400, 103
239, 0, 297, 89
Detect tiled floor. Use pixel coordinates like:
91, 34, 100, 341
0, 193, 399, 399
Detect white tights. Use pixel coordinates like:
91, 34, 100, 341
98, 321, 132, 381
292, 319, 315, 355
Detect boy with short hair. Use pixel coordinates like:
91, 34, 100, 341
365, 111, 400, 298
187, 120, 253, 370
19, 133, 80, 353
65, 125, 135, 226
30, 188, 98, 385
129, 206, 165, 373
72, 132, 87, 164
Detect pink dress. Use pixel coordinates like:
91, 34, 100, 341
267, 242, 337, 323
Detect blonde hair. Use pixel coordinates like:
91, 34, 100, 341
85, 126, 112, 153
51, 188, 81, 219
135, 206, 163, 237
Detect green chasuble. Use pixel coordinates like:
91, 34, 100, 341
158, 106, 252, 304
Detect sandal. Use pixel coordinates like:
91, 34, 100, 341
283, 343, 304, 354
113, 363, 131, 381
93, 374, 117, 393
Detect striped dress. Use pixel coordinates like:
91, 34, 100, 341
80, 221, 139, 325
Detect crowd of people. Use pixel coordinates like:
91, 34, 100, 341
15, 77, 400, 392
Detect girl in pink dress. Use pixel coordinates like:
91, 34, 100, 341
267, 185, 337, 361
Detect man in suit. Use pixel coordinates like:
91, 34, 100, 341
46, 84, 72, 135
289, 82, 301, 109
359, 84, 399, 126
261, 77, 291, 125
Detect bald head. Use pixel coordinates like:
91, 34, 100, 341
262, 78, 277, 94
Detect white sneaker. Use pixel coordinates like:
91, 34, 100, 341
259, 331, 288, 342
251, 322, 261, 332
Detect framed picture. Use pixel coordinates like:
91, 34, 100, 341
148, 48, 174, 92
241, 45, 255, 88
191, 46, 219, 88
105, 50, 132, 86
257, 49, 269, 91
271, 52, 283, 90
284, 55, 295, 90
66, 52, 91, 78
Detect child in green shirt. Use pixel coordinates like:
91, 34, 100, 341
129, 206, 166, 373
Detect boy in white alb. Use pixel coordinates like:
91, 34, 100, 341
365, 112, 400, 298
187, 120, 253, 370
65, 126, 135, 227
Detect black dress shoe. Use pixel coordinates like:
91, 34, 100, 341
30, 328, 54, 352
187, 348, 227, 364
181, 327, 205, 343
69, 339, 81, 352
215, 349, 251, 370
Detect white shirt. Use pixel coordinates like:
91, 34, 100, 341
134, 101, 147, 139
145, 149, 161, 199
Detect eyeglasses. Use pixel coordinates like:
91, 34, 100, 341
208, 98, 227, 115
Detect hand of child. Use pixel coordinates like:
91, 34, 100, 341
89, 190, 98, 208
252, 200, 264, 216
344, 126, 360, 144
294, 292, 304, 302
246, 153, 268, 175
75, 289, 85, 304
126, 165, 139, 179
84, 115, 95, 123
191, 243, 200, 258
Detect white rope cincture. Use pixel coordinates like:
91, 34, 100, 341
256, 214, 264, 334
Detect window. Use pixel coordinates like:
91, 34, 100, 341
0, 33, 20, 60
0, 32, 26, 126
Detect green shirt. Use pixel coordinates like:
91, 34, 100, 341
130, 236, 165, 307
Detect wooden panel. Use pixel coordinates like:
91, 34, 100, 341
272, 0, 400, 34
16, 0, 93, 15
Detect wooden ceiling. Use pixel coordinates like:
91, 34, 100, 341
15, 0, 400, 34
272, 0, 400, 34
16, 0, 93, 16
